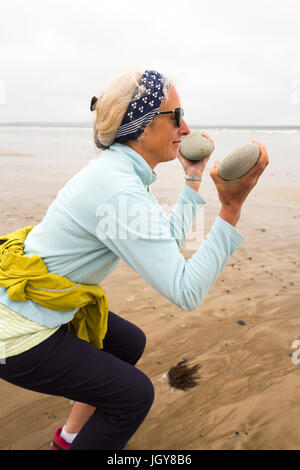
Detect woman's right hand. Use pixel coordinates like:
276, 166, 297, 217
209, 141, 269, 225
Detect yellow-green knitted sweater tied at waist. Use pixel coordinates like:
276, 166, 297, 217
0, 226, 109, 349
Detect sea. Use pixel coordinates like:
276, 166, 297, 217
0, 123, 300, 180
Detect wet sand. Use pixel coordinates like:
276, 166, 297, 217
0, 130, 299, 450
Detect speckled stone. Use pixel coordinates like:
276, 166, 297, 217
180, 130, 214, 161
218, 143, 260, 181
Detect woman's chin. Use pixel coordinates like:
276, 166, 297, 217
168, 152, 178, 162
158, 149, 178, 163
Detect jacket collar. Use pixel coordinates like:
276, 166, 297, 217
110, 143, 157, 188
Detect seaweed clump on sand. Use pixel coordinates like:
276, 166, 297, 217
167, 358, 201, 391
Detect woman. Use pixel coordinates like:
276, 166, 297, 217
0, 69, 268, 450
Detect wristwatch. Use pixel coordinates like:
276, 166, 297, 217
185, 174, 202, 182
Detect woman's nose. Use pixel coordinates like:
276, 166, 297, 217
179, 119, 190, 136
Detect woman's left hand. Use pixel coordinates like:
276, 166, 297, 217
177, 131, 215, 177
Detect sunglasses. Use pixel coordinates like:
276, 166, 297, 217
155, 107, 184, 128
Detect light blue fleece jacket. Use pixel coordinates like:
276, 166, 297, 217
0, 143, 244, 327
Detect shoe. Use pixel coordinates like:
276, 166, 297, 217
51, 427, 70, 450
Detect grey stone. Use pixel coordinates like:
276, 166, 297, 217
218, 143, 260, 181
180, 130, 214, 161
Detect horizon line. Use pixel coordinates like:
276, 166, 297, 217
0, 122, 299, 129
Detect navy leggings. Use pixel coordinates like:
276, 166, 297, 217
0, 311, 155, 450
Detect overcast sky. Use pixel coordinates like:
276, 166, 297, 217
1, 0, 299, 126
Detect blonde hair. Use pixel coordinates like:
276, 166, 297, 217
92, 68, 174, 149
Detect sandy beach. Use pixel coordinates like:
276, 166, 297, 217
0, 127, 299, 450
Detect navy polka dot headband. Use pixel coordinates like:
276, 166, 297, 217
114, 70, 166, 143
